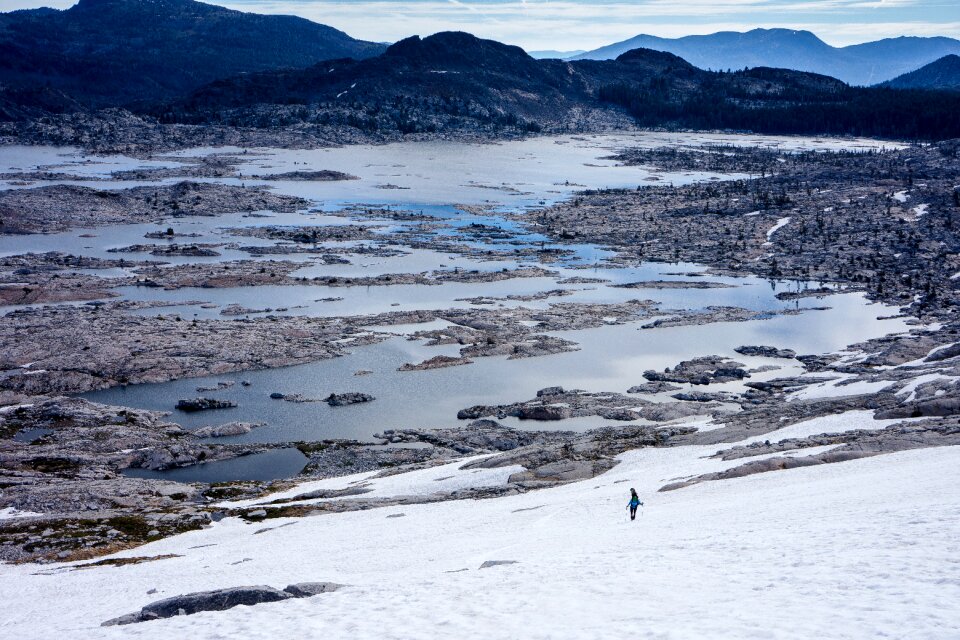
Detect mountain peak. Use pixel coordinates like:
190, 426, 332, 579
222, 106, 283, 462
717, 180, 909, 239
0, 0, 385, 106
385, 32, 532, 68
615, 48, 694, 69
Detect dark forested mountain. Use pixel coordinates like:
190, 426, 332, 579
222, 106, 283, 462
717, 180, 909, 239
162, 35, 710, 129
155, 32, 960, 141
572, 29, 960, 86
0, 0, 385, 107
881, 55, 960, 91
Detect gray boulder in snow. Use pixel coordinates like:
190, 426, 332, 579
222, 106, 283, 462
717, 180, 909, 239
141, 585, 290, 618
283, 582, 345, 597
102, 585, 291, 625
102, 582, 346, 626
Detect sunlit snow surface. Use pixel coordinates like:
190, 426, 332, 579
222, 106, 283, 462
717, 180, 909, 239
2, 416, 957, 639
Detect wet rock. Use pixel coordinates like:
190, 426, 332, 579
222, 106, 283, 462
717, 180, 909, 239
643, 356, 748, 385
734, 345, 797, 359
278, 394, 322, 403
516, 405, 570, 421
256, 170, 358, 181
324, 392, 375, 407
613, 280, 732, 289
175, 398, 237, 412
398, 355, 473, 371
627, 382, 682, 394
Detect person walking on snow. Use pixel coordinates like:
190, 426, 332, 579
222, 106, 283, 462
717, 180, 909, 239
627, 488, 643, 520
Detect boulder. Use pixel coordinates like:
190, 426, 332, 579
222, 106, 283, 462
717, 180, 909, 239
516, 405, 570, 421
734, 345, 797, 359
536, 386, 565, 397
192, 422, 265, 438
324, 392, 375, 407
283, 582, 345, 597
875, 396, 960, 419
102, 586, 292, 625
627, 382, 681, 394
175, 397, 237, 412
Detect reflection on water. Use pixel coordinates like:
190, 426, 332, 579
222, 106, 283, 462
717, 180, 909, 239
85, 292, 908, 444
123, 448, 308, 484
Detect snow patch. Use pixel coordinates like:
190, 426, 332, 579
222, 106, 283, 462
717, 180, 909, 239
0, 507, 43, 520
788, 378, 893, 401
762, 216, 791, 246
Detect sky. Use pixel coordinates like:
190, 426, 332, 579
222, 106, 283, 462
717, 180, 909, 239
4, 0, 959, 51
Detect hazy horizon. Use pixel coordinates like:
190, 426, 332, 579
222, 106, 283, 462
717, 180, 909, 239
4, 0, 959, 52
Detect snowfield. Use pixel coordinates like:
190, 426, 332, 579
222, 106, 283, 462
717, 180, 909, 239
1, 427, 958, 639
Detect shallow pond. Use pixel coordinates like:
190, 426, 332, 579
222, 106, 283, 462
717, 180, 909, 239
84, 291, 908, 444
123, 448, 308, 483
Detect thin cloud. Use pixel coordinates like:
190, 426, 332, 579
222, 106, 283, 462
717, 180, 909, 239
3, 0, 955, 49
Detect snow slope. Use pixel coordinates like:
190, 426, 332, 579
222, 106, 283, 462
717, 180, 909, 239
1, 429, 958, 639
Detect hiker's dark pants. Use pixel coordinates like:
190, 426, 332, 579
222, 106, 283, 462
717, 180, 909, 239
630, 506, 637, 520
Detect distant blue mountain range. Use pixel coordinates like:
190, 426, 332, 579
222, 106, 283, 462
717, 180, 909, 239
568, 29, 960, 86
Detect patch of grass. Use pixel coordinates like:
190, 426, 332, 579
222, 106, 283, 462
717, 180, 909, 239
26, 457, 81, 474
295, 441, 330, 455
104, 515, 152, 538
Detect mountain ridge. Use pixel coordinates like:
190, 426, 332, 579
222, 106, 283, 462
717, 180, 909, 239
155, 32, 960, 141
571, 29, 960, 86
881, 55, 960, 91
0, 0, 386, 107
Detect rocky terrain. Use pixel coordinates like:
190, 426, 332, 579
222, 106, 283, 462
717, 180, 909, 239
0, 301, 385, 400
0, 182, 307, 234
1, 135, 959, 569
521, 141, 960, 318
0, 398, 252, 562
